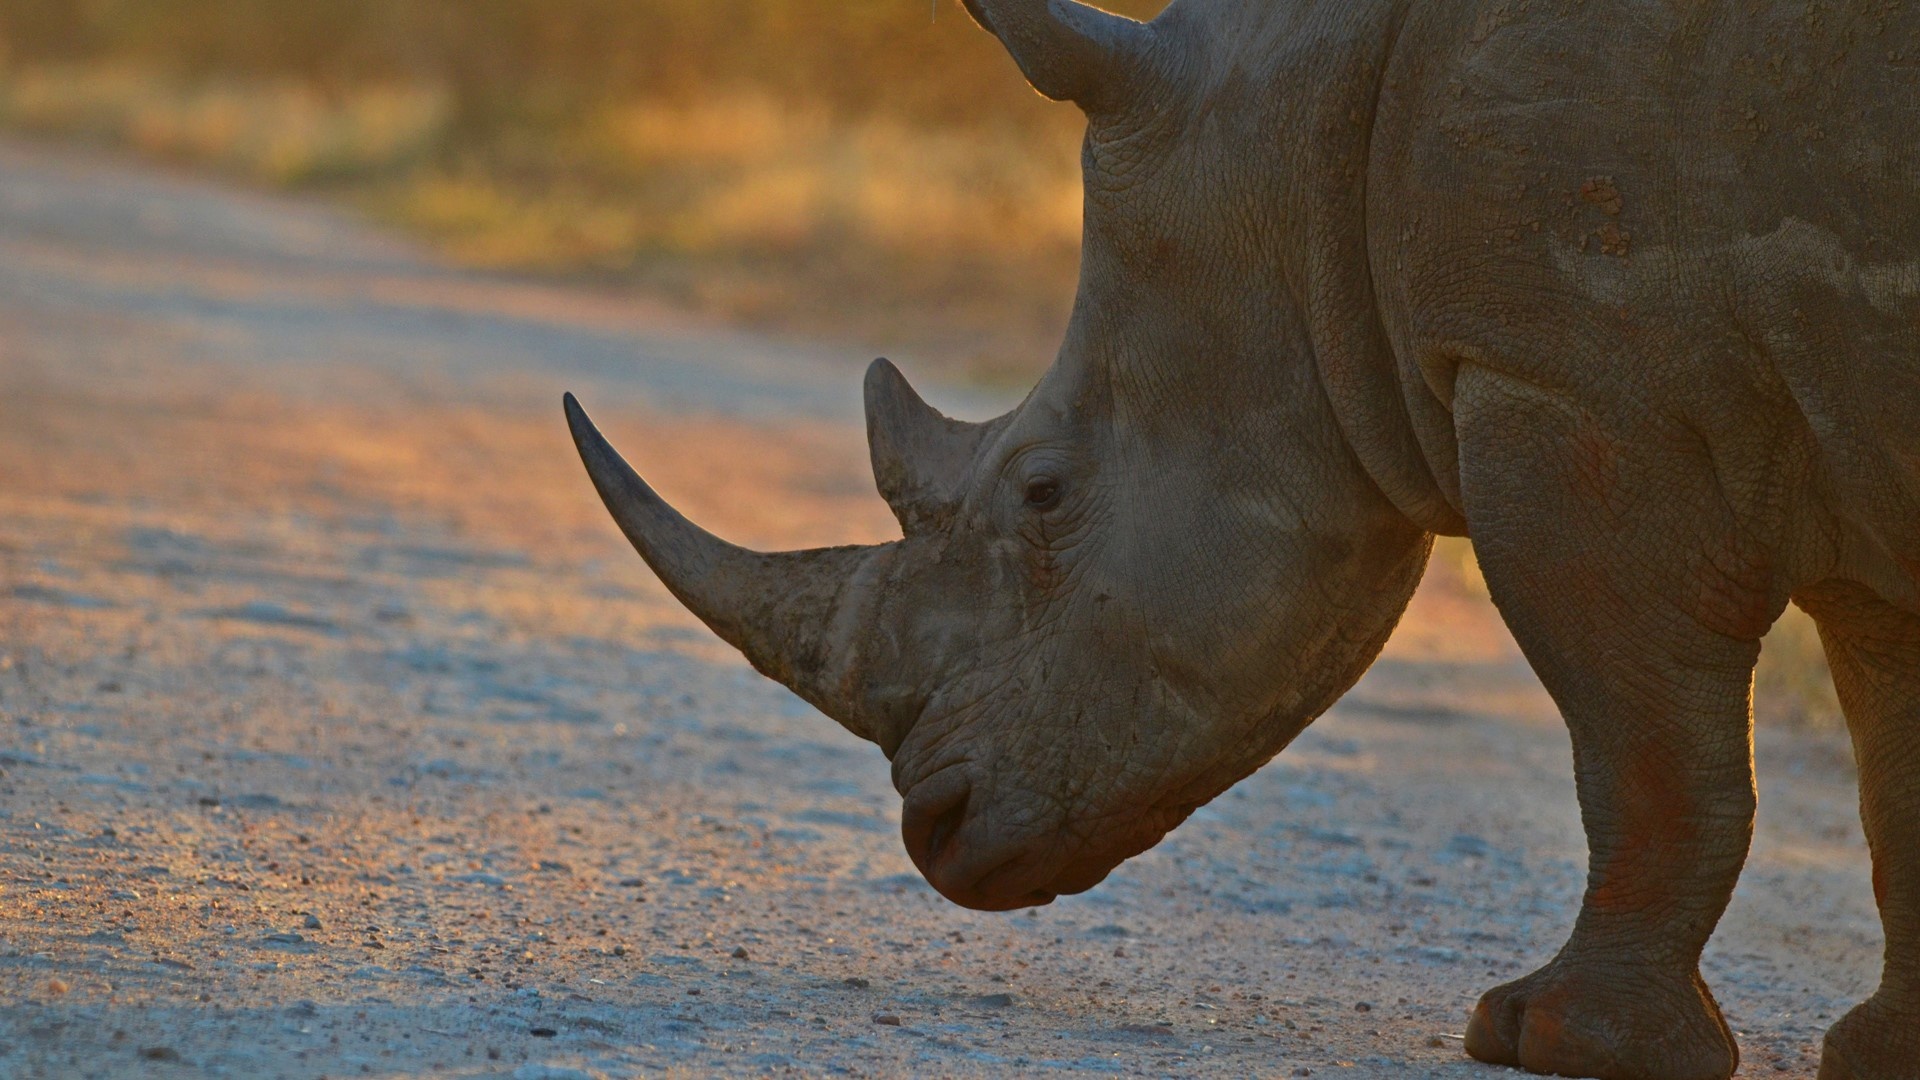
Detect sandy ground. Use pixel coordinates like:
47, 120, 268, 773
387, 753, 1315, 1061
0, 137, 1887, 1079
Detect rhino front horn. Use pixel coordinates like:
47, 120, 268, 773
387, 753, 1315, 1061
564, 393, 891, 740
960, 0, 1156, 111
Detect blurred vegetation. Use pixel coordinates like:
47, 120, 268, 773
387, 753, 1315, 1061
1755, 605, 1844, 733
0, 0, 1162, 375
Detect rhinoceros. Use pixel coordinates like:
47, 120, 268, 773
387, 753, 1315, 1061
562, 1, 1920, 1077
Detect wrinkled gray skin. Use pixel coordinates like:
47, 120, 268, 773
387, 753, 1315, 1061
566, 2, 1920, 1078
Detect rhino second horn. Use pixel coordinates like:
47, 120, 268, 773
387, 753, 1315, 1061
564, 393, 888, 740
864, 359, 1008, 535
960, 0, 1155, 111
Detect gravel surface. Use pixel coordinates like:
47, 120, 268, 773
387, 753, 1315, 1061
0, 137, 1885, 1078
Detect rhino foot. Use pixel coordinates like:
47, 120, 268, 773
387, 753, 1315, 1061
1463, 959, 1736, 1080
1820, 996, 1920, 1080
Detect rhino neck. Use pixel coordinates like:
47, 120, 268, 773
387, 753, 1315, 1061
1059, 0, 1464, 535
1246, 0, 1469, 537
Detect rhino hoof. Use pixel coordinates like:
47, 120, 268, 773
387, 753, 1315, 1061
1820, 996, 1920, 1080
1464, 960, 1736, 1080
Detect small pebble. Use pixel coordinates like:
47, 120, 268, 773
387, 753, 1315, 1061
1355, 1001, 1373, 1013
843, 977, 870, 989
528, 1026, 557, 1038
45, 979, 68, 996
731, 946, 750, 960
303, 914, 322, 930
872, 1014, 902, 1027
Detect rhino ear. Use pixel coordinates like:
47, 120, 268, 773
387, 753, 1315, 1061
865, 359, 1007, 535
960, 0, 1155, 112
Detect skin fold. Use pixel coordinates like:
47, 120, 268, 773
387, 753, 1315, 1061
566, 2, 1920, 1077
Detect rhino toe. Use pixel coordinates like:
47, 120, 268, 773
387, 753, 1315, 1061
1821, 997, 1920, 1080
1465, 960, 1736, 1080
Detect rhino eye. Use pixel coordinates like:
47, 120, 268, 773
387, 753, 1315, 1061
1024, 476, 1062, 510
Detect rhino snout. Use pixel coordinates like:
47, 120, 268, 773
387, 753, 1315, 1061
900, 768, 1061, 911
899, 761, 1183, 911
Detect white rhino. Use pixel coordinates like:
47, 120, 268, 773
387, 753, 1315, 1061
565, 2, 1920, 1077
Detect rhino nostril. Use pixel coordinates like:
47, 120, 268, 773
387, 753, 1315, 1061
925, 795, 968, 866
903, 773, 972, 876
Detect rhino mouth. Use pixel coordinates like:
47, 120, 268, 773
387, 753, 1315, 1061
899, 765, 1187, 910
900, 775, 1056, 911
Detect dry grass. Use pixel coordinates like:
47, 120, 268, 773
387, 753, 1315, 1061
593, 96, 1080, 264
1756, 605, 1844, 732
350, 95, 1081, 277
0, 64, 443, 184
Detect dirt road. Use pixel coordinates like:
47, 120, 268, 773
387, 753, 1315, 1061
0, 138, 1883, 1078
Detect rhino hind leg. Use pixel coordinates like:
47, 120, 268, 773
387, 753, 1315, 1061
1799, 581, 1920, 1080
1454, 367, 1761, 1080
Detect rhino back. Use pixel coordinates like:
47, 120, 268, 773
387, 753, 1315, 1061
1367, 0, 1920, 606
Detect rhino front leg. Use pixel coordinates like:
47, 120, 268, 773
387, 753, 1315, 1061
1798, 581, 1920, 1080
1452, 367, 1762, 1080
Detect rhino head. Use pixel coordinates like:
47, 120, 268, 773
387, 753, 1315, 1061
567, 0, 1432, 911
